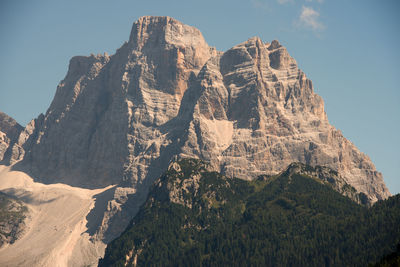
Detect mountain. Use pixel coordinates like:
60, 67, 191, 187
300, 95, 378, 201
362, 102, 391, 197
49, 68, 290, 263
99, 159, 400, 267
1, 16, 390, 242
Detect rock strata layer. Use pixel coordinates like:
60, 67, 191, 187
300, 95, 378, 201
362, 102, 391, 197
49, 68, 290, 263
1, 16, 390, 241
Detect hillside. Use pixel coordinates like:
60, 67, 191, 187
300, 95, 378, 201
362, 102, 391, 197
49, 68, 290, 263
100, 159, 400, 267
0, 165, 112, 267
0, 192, 27, 247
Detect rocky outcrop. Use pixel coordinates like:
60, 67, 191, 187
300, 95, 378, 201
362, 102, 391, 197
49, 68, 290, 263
0, 112, 24, 164
4, 16, 390, 241
0, 192, 27, 247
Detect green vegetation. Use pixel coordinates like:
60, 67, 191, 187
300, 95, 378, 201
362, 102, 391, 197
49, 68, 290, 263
0, 192, 28, 246
372, 244, 400, 267
99, 159, 400, 267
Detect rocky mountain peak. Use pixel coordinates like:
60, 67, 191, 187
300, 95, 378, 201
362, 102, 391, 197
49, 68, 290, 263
127, 16, 213, 98
129, 16, 206, 50
268, 39, 282, 50
0, 112, 22, 143
1, 15, 390, 243
0, 112, 23, 164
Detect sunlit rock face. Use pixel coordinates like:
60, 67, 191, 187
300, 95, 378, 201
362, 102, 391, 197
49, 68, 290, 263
3, 15, 389, 241
17, 16, 214, 190
180, 36, 389, 203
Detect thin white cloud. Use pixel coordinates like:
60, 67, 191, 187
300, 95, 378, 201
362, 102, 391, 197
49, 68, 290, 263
298, 6, 325, 31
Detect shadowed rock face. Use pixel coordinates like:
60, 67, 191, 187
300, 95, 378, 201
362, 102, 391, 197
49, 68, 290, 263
0, 112, 23, 164
2, 16, 390, 240
13, 16, 215, 191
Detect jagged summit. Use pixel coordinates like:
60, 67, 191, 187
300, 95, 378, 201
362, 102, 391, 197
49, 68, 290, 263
129, 16, 205, 49
268, 39, 282, 50
0, 112, 23, 165
0, 15, 390, 243
126, 16, 214, 99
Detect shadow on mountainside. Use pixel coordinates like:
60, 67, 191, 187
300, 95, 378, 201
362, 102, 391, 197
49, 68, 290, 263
85, 186, 117, 238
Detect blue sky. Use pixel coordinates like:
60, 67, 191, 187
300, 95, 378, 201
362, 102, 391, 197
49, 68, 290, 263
0, 0, 399, 194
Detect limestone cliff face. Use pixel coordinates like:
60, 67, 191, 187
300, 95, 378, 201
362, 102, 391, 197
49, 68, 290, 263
18, 16, 214, 190
180, 37, 390, 202
3, 16, 390, 240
